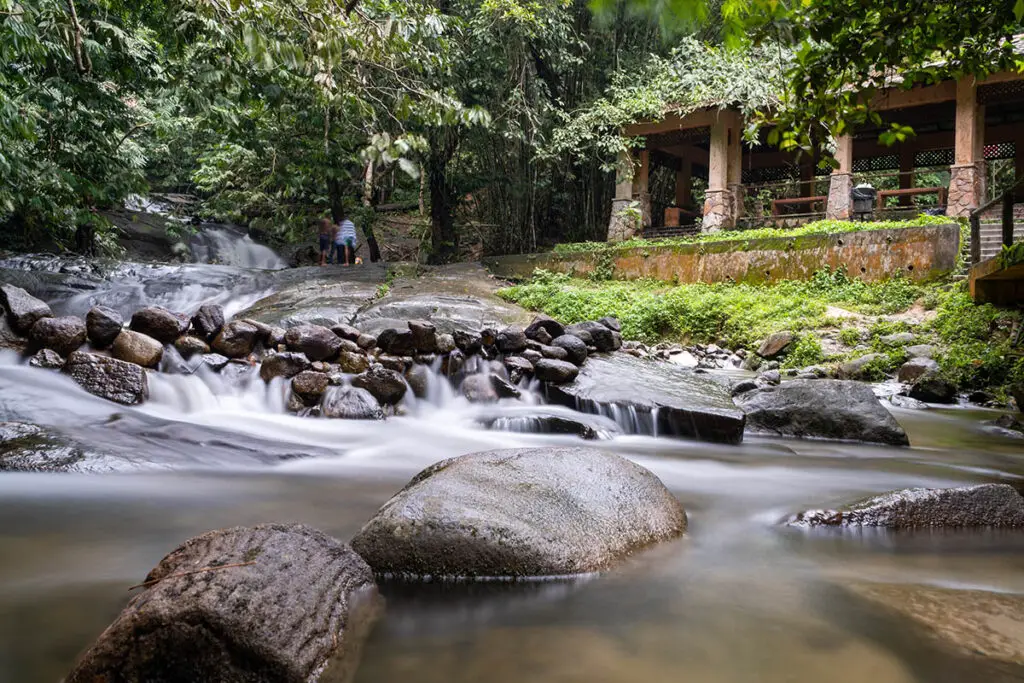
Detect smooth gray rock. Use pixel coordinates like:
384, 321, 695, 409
568, 321, 615, 353
212, 320, 260, 358
352, 365, 407, 405
356, 333, 377, 350
284, 324, 342, 362
0, 421, 90, 472
906, 344, 936, 359
551, 334, 588, 366
86, 306, 123, 348
461, 374, 499, 403
757, 331, 794, 359
291, 370, 329, 405
260, 352, 312, 382
130, 306, 189, 344
435, 333, 456, 354
879, 332, 916, 346
546, 354, 745, 444
202, 353, 231, 371
524, 315, 565, 342
331, 323, 362, 342
735, 380, 909, 446
495, 326, 527, 354
376, 328, 416, 356
408, 320, 438, 353
112, 329, 164, 368
898, 357, 940, 384
351, 447, 686, 578
503, 356, 534, 383
322, 386, 385, 420
539, 344, 569, 361
789, 484, 1024, 529
191, 303, 225, 340
0, 283, 51, 334
65, 524, 378, 683
837, 353, 886, 380
29, 315, 86, 356
174, 335, 210, 358
534, 358, 579, 384
65, 351, 148, 405
599, 316, 621, 332
405, 364, 431, 399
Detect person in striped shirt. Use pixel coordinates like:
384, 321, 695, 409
335, 215, 358, 266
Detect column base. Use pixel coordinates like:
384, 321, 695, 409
947, 162, 986, 218
702, 189, 736, 232
826, 173, 854, 219
607, 199, 641, 242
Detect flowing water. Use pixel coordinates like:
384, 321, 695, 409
1, 255, 1024, 681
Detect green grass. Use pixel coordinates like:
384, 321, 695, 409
499, 267, 922, 348
551, 214, 953, 255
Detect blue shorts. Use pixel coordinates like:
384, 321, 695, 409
319, 235, 331, 251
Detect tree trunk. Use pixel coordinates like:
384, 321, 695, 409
359, 160, 382, 262
427, 129, 458, 264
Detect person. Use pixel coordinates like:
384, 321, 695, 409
317, 218, 333, 267
336, 214, 358, 266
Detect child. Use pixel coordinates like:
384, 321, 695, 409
317, 218, 333, 267
337, 215, 358, 266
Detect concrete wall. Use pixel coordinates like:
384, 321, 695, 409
484, 224, 961, 285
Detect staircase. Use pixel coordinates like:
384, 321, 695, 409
976, 219, 1024, 262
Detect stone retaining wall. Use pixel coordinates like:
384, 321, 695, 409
484, 224, 961, 285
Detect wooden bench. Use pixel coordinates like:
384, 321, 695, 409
771, 196, 827, 216
877, 187, 947, 208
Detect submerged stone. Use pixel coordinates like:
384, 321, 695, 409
545, 354, 745, 444
789, 484, 1024, 528
351, 447, 686, 578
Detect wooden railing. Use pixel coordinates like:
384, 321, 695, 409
969, 176, 1024, 265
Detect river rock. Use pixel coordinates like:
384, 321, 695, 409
525, 315, 565, 342
292, 371, 329, 404
461, 374, 499, 403
0, 283, 51, 334
376, 328, 416, 357
897, 357, 940, 384
202, 353, 231, 371
564, 324, 592, 346
736, 380, 908, 446
407, 320, 438, 353
599, 316, 621, 332
538, 344, 569, 361
837, 353, 886, 380
491, 374, 521, 399
757, 331, 794, 359
534, 358, 579, 384
350, 447, 687, 578
758, 369, 781, 386
503, 356, 534, 383
442, 349, 465, 376
405, 364, 431, 399
64, 523, 378, 683
352, 365, 407, 405
356, 333, 377, 350
906, 344, 936, 359
174, 336, 208, 360
239, 318, 272, 343
331, 323, 362, 342
568, 321, 616, 353
338, 350, 370, 374
260, 352, 311, 382
29, 348, 65, 369
495, 326, 527, 354
130, 306, 189, 344
789, 484, 1024, 528
112, 329, 164, 368
322, 386, 385, 420
0, 421, 92, 472
267, 325, 286, 348
212, 320, 259, 358
1012, 384, 1024, 413
879, 332, 916, 346
551, 334, 588, 366
283, 324, 342, 362
191, 303, 225, 340
29, 315, 86, 357
435, 333, 456, 354
521, 349, 543, 365
452, 329, 482, 354
86, 306, 123, 348
375, 354, 409, 373
65, 351, 148, 405
908, 374, 957, 404
546, 354, 745, 444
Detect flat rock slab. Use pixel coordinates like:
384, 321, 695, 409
848, 583, 1024, 666
736, 379, 909, 446
351, 447, 686, 579
66, 523, 378, 683
789, 484, 1024, 529
237, 266, 385, 328
545, 354, 745, 445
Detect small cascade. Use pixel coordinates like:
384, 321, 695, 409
146, 363, 289, 416
190, 227, 287, 270
571, 397, 659, 436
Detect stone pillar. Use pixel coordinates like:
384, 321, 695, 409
826, 134, 854, 219
948, 79, 986, 218
675, 159, 692, 209
608, 149, 640, 242
703, 114, 736, 232
727, 113, 744, 219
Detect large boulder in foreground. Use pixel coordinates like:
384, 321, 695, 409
65, 524, 378, 683
545, 354, 745, 444
351, 447, 686, 579
65, 351, 148, 405
0, 283, 51, 334
734, 380, 909, 446
29, 315, 86, 357
789, 484, 1024, 528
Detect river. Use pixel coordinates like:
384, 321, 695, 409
1, 233, 1023, 682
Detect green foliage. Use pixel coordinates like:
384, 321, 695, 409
782, 334, 824, 369
499, 268, 921, 347
552, 214, 951, 254
838, 327, 862, 347
1000, 242, 1024, 268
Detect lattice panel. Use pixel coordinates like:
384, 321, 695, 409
644, 127, 711, 149
742, 165, 799, 184
985, 141, 1016, 160
979, 80, 1024, 105
915, 148, 953, 167
853, 154, 900, 172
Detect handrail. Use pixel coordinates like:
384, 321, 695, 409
969, 175, 1024, 265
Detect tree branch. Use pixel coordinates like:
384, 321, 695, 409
66, 0, 91, 75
